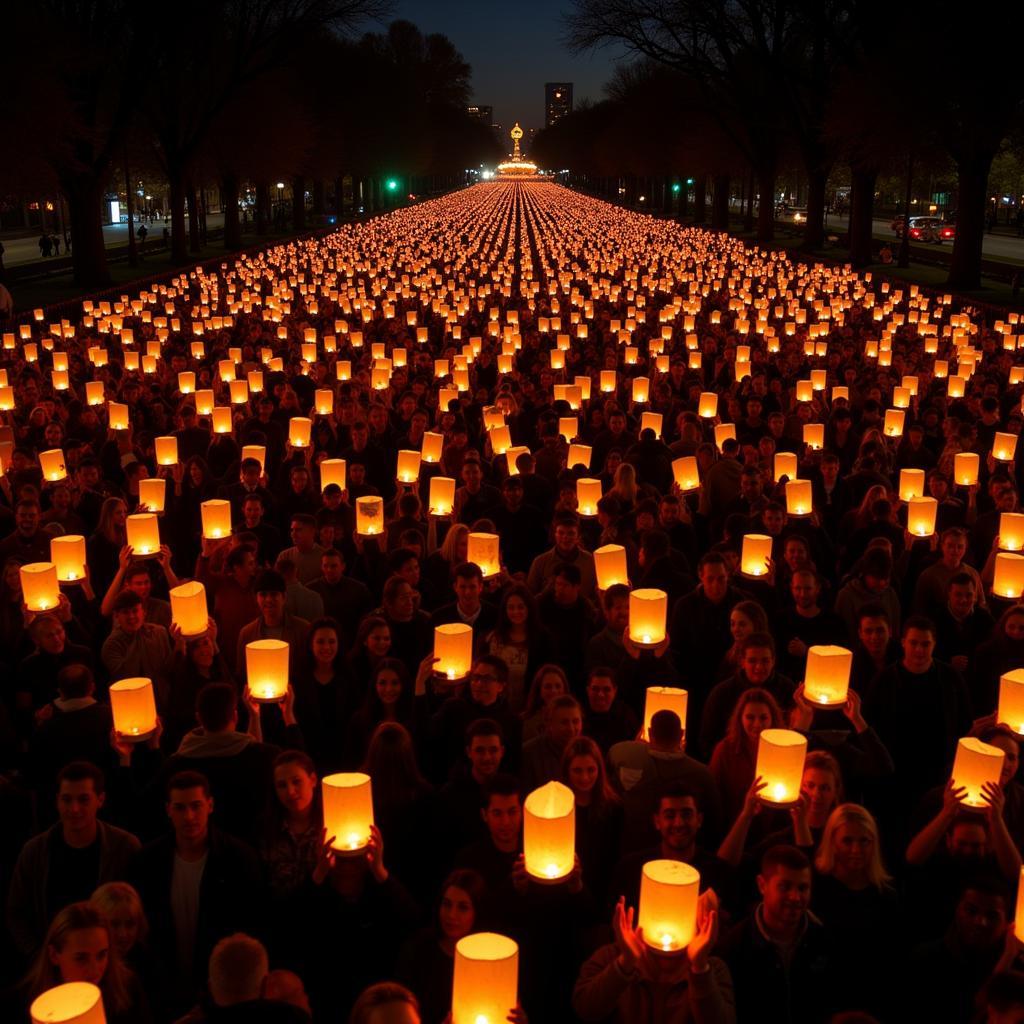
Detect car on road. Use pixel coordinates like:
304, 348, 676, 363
892, 215, 956, 243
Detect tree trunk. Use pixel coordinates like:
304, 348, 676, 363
693, 174, 707, 224
743, 167, 755, 232
312, 179, 325, 217
124, 152, 138, 267
292, 175, 306, 231
199, 190, 208, 245
897, 152, 913, 268
711, 174, 730, 231
756, 161, 776, 243
186, 180, 201, 254
222, 172, 241, 250
255, 182, 269, 235
63, 175, 111, 287
802, 166, 828, 251
848, 167, 877, 267
947, 152, 995, 290
169, 173, 188, 264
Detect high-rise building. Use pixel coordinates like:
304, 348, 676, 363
545, 83, 573, 128
467, 105, 493, 124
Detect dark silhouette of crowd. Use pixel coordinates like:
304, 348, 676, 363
2, 180, 1024, 1023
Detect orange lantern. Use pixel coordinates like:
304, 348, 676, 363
211, 407, 233, 434
642, 686, 688, 740
785, 479, 813, 518
155, 436, 178, 466
698, 392, 718, 418
740, 533, 773, 578
795, 380, 813, 403
774, 452, 798, 482
755, 729, 808, 806
356, 496, 384, 536
320, 459, 347, 492
452, 933, 519, 1024
108, 402, 130, 431
315, 389, 333, 416
1000, 513, 1024, 552
178, 372, 195, 394
577, 478, 602, 518
138, 478, 165, 514
422, 431, 444, 463
40, 449, 67, 482
631, 377, 650, 404
899, 469, 926, 502
638, 860, 700, 952
906, 497, 938, 538
594, 544, 629, 590
201, 499, 232, 540
242, 445, 266, 474
109, 677, 158, 741
467, 532, 500, 578
628, 589, 668, 647
51, 535, 86, 584
30, 981, 106, 1024
883, 409, 905, 437
998, 670, 1024, 735
170, 581, 208, 638
993, 553, 1024, 599
85, 381, 105, 406
954, 452, 979, 486
289, 417, 312, 448
228, 380, 248, 405
434, 623, 473, 682
21, 562, 59, 612
523, 782, 576, 882
396, 450, 421, 483
994, 432, 1018, 463
951, 737, 1005, 807
803, 423, 825, 450
125, 513, 160, 557
803, 645, 853, 706
672, 456, 700, 492
428, 476, 456, 516
246, 639, 289, 702
714, 423, 736, 450
566, 443, 591, 470
322, 772, 375, 853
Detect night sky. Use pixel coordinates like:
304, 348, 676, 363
390, 0, 628, 139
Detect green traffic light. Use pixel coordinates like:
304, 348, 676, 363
672, 183, 681, 193
386, 179, 399, 192
686, 178, 694, 186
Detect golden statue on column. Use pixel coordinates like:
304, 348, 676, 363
497, 121, 538, 178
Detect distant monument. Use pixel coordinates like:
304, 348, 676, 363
497, 122, 538, 178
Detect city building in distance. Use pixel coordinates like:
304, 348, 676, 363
545, 83, 573, 128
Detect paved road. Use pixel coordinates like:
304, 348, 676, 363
1, 213, 228, 268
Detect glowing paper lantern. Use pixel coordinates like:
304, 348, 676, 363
638, 861, 700, 954
883, 409, 905, 438
289, 417, 312, 448
755, 729, 808, 806
698, 392, 718, 418
803, 423, 824, 450
714, 423, 736, 450
108, 403, 130, 431
178, 372, 195, 394
320, 459, 347, 492
489, 424, 512, 456
954, 452, 979, 487
1001, 513, 1024, 552
994, 432, 1018, 463
428, 476, 456, 516
452, 933, 518, 1024
30, 981, 106, 1024
642, 686, 688, 740
947, 375, 965, 398
126, 514, 160, 557
20, 562, 59, 612
467, 532, 500, 578
998, 670, 1024, 734
632, 377, 650, 404
356, 496, 384, 536
567, 443, 592, 470
629, 589, 668, 647
796, 380, 813, 403
396, 450, 421, 483
594, 544, 629, 590
51, 535, 86, 584
774, 452, 798, 482
422, 431, 444, 463
523, 782, 576, 882
85, 381, 105, 406
740, 533, 773, 578
170, 581, 208, 638
195, 390, 214, 416
899, 469, 926, 502
600, 370, 617, 393
434, 623, 473, 682
803, 645, 853, 707
246, 639, 289, 702
109, 677, 158, 741
211, 407, 232, 434
136, 477, 165, 515
0, 386, 13, 411
994, 553, 1024, 599
201, 500, 232, 540
229, 380, 248, 405
951, 737, 1005, 807
40, 449, 67, 482
322, 772, 374, 852
242, 445, 266, 473
672, 456, 700, 492
155, 436, 178, 466
315, 389, 334, 416
785, 479, 813, 517
906, 497, 938, 538
577, 478, 602, 518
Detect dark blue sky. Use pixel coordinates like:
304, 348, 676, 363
390, 0, 628, 138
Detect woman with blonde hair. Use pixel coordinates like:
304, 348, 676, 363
87, 495, 128, 596
422, 521, 468, 597
813, 803, 900, 1017
90, 882, 160, 998
24, 901, 150, 1023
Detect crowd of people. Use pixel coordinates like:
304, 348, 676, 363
2, 180, 1024, 1023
